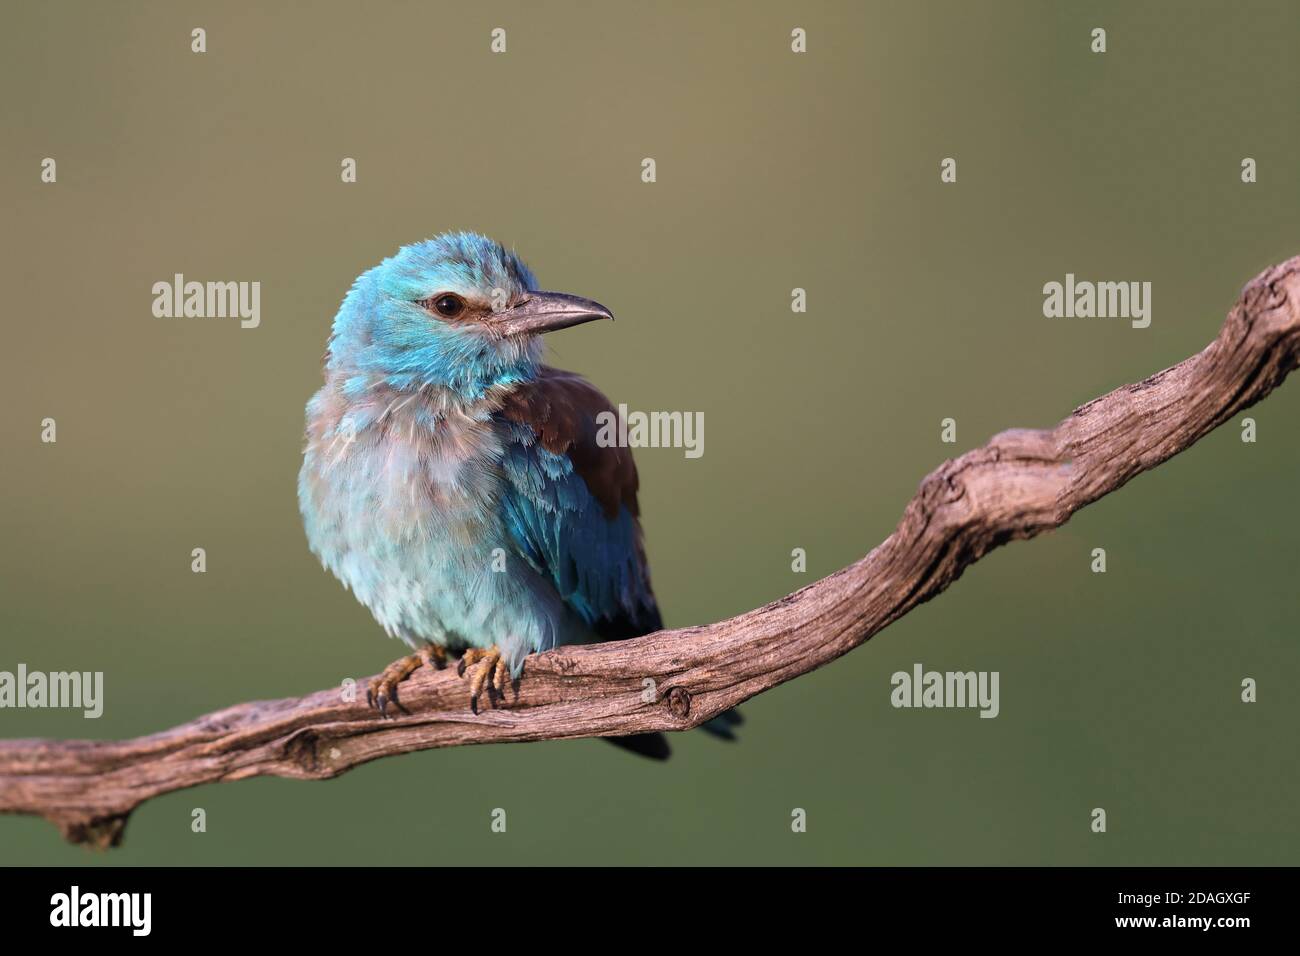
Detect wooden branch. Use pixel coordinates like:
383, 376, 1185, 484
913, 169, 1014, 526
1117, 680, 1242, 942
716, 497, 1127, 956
4, 256, 1300, 850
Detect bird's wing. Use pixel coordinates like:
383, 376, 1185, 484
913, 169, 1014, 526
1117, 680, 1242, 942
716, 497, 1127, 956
496, 366, 662, 639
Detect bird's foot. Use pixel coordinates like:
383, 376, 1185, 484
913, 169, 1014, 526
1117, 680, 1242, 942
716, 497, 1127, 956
457, 646, 509, 714
367, 644, 446, 718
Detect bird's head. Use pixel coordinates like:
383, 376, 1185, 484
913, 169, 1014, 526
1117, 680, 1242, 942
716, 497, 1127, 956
325, 232, 613, 402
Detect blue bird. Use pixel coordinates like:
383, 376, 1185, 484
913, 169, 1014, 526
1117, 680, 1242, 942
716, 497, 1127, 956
299, 232, 735, 757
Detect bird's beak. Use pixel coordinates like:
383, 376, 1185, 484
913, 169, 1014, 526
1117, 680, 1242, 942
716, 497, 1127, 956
489, 291, 614, 337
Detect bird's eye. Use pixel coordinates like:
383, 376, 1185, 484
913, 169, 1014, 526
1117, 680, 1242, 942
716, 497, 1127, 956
424, 293, 466, 319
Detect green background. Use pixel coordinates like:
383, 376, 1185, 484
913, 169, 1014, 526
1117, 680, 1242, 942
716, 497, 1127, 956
2, 0, 1297, 865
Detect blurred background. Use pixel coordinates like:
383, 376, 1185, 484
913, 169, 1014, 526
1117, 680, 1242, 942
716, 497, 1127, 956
2, 0, 1298, 865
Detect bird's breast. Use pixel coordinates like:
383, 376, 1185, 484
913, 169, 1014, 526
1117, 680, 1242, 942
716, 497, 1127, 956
298, 383, 583, 661
300, 386, 513, 553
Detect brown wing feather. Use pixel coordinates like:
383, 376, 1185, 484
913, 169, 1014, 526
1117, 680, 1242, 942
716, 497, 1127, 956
499, 366, 639, 519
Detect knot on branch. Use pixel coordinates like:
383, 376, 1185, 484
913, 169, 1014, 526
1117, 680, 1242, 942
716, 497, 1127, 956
666, 686, 692, 720
283, 729, 321, 773
56, 812, 130, 850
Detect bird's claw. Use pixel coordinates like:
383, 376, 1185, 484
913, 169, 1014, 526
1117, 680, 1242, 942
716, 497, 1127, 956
458, 646, 509, 713
366, 677, 410, 719
366, 646, 443, 719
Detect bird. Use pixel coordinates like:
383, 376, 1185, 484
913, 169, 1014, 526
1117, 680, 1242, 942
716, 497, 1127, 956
298, 232, 739, 758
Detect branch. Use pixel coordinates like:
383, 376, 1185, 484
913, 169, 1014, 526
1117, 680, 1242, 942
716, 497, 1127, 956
4, 256, 1300, 849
